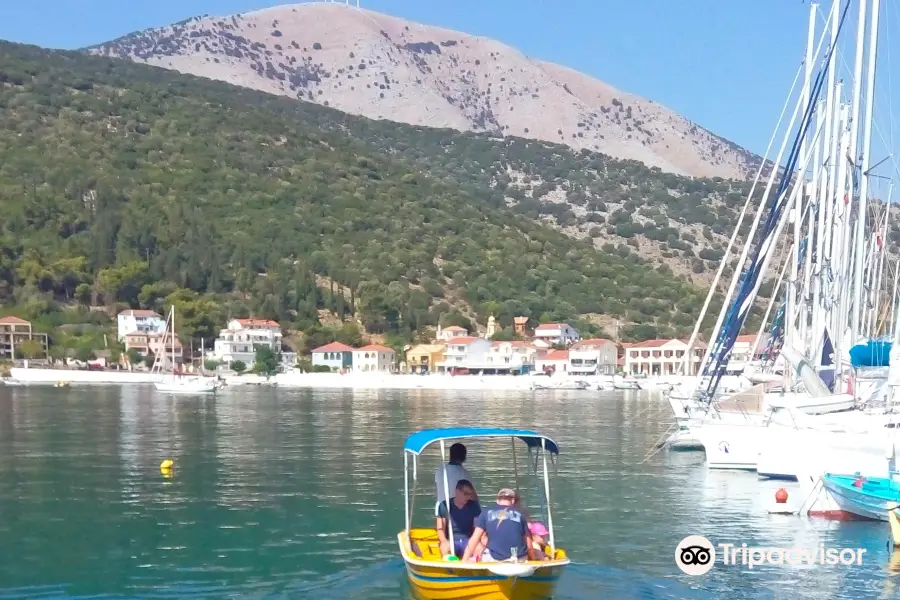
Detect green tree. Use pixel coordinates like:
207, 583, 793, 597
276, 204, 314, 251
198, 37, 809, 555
231, 360, 247, 374
75, 347, 95, 362
252, 346, 280, 376
18, 339, 44, 359
126, 348, 143, 367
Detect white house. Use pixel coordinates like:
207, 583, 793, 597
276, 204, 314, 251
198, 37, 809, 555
533, 323, 580, 347
728, 333, 771, 371
123, 332, 182, 365
568, 339, 617, 375
311, 341, 354, 371
435, 324, 469, 342
486, 341, 538, 370
534, 349, 569, 374
352, 344, 396, 372
212, 318, 285, 366
437, 337, 491, 372
623, 339, 707, 376
117, 309, 166, 341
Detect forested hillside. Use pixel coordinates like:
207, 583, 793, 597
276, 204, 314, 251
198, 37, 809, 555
0, 41, 739, 350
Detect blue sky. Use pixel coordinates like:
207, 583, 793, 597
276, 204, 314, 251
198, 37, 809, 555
3, 1, 899, 160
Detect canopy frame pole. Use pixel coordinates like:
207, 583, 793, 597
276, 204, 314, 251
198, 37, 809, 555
439, 440, 455, 556
404, 451, 411, 537
541, 438, 555, 556
512, 438, 519, 491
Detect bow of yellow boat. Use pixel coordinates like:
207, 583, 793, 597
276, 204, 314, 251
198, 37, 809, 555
398, 528, 569, 600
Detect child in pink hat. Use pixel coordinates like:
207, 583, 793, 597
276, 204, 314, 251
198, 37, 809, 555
528, 522, 550, 560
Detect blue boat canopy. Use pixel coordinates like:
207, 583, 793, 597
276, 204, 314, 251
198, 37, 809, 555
404, 427, 560, 455
849, 340, 892, 368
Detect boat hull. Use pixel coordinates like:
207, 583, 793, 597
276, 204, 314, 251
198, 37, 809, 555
400, 530, 567, 600
666, 426, 704, 451
757, 423, 899, 482
154, 377, 218, 394
691, 422, 761, 470
821, 474, 900, 522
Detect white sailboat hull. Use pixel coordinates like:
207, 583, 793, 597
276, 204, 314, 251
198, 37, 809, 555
154, 376, 218, 394
692, 421, 762, 470
757, 414, 900, 481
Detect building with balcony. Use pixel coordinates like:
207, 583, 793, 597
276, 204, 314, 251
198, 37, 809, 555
116, 309, 166, 341
436, 337, 491, 373
533, 323, 580, 347
568, 339, 617, 375
405, 343, 445, 373
352, 344, 396, 372
0, 316, 48, 359
211, 318, 286, 366
483, 341, 537, 373
623, 339, 707, 376
123, 332, 183, 365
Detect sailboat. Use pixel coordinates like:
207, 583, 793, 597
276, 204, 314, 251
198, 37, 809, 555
152, 306, 219, 395
667, 0, 900, 477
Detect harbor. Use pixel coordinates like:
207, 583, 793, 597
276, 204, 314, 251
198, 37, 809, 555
2, 385, 900, 599
4, 0, 900, 598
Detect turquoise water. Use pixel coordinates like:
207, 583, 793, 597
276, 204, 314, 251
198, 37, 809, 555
0, 385, 898, 599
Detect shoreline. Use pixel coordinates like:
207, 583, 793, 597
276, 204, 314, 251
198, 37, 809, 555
4, 367, 700, 391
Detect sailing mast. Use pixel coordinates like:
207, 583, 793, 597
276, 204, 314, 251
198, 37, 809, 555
850, 0, 881, 346
172, 305, 177, 375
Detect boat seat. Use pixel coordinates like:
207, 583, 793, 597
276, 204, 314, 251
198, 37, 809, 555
408, 528, 443, 561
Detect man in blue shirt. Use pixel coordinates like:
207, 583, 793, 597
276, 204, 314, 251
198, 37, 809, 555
436, 479, 481, 557
462, 488, 536, 562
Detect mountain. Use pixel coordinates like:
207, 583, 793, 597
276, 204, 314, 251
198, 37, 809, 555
0, 40, 752, 348
86, 3, 761, 180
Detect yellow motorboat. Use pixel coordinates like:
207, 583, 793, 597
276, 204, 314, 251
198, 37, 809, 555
889, 506, 900, 548
398, 427, 570, 600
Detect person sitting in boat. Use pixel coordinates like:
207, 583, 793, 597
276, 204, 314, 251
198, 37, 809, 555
436, 479, 481, 557
462, 488, 536, 562
527, 522, 550, 560
434, 443, 477, 515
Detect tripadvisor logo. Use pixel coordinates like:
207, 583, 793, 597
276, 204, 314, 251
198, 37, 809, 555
675, 535, 715, 575
674, 535, 867, 575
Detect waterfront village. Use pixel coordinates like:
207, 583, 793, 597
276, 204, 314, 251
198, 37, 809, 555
1, 311, 769, 378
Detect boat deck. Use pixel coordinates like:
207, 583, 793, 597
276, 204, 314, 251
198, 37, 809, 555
404, 528, 567, 563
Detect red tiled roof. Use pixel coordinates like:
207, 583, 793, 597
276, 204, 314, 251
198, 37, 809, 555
535, 322, 568, 330
357, 344, 395, 353
0, 316, 29, 325
631, 339, 670, 348
541, 350, 569, 360
490, 340, 534, 348
447, 336, 481, 345
313, 342, 355, 353
571, 338, 615, 349
628, 338, 708, 349
444, 325, 467, 331
235, 318, 280, 328
736, 334, 767, 343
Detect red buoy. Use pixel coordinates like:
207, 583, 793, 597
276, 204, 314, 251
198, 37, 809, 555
775, 488, 788, 504
853, 475, 865, 488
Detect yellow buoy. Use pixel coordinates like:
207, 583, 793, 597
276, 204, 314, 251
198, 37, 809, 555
160, 459, 174, 471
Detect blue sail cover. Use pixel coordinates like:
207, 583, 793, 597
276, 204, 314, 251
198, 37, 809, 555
698, 0, 852, 402
818, 329, 836, 390
849, 340, 892, 368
